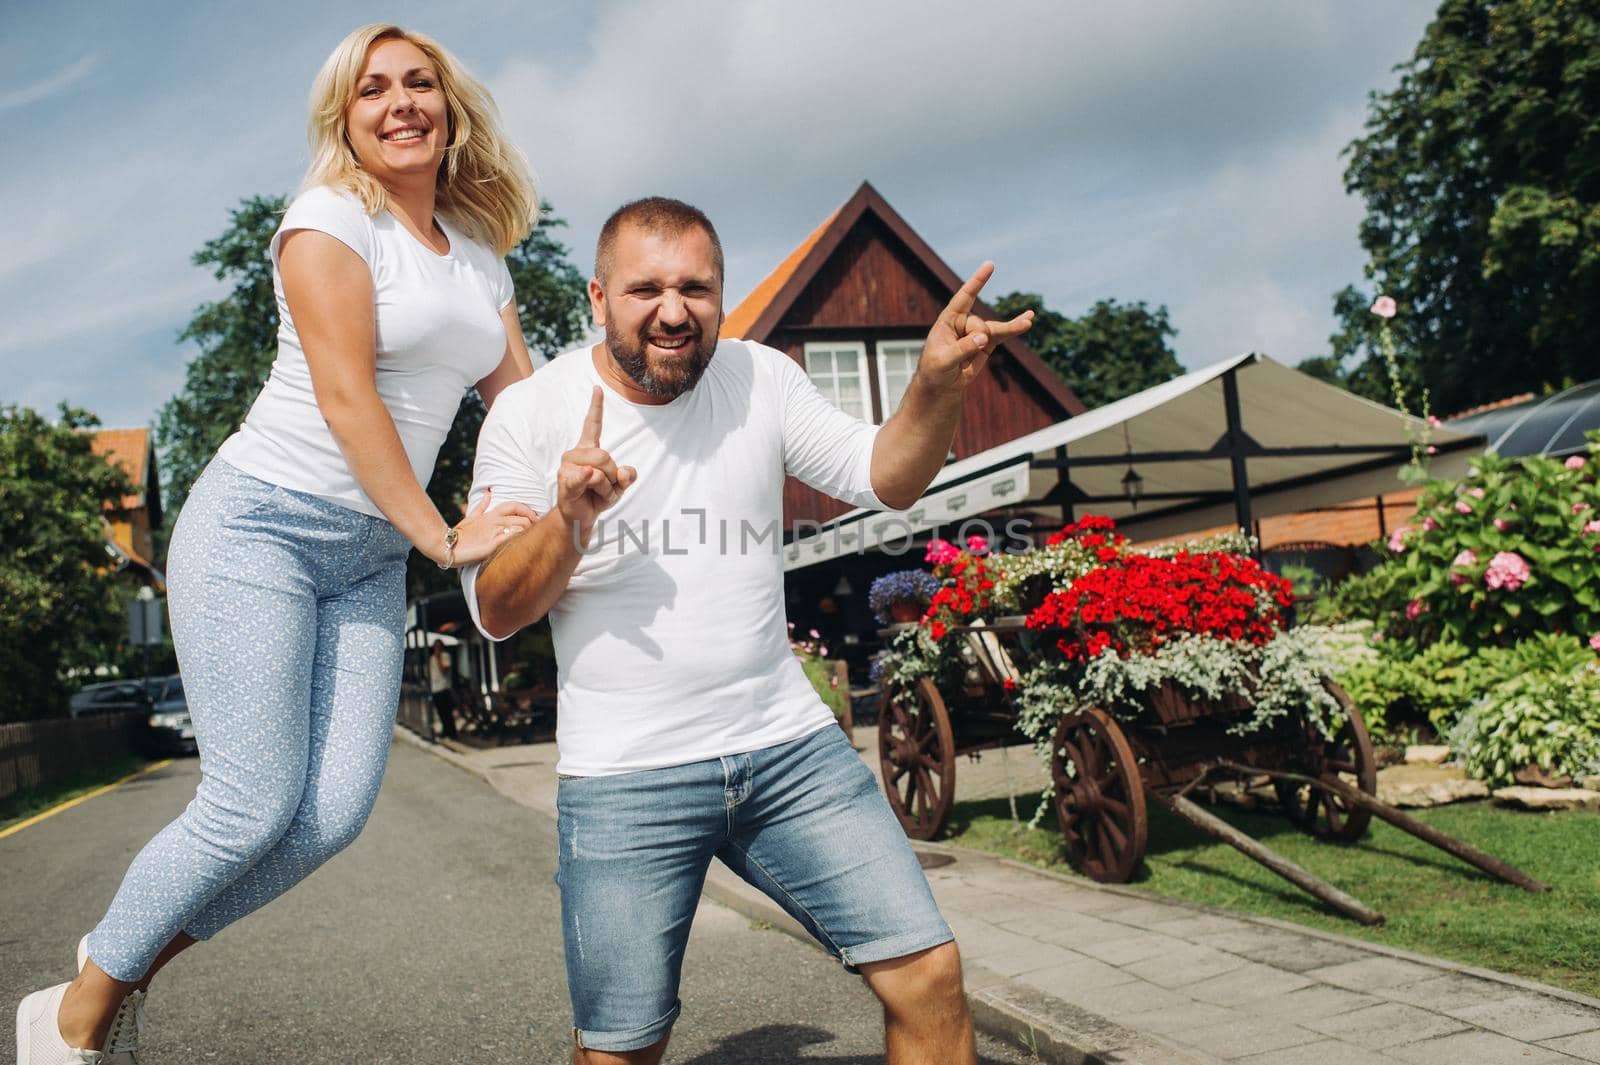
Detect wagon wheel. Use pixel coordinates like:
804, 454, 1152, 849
1274, 680, 1377, 841
878, 678, 957, 840
1050, 708, 1148, 882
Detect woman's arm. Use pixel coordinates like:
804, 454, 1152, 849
475, 304, 537, 410
279, 229, 534, 566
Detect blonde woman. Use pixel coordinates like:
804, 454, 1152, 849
18, 25, 541, 1063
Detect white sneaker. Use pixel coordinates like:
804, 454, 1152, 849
14, 982, 104, 1064
75, 937, 143, 1064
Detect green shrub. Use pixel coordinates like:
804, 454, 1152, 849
799, 655, 846, 719
1448, 664, 1600, 786
1349, 436, 1600, 651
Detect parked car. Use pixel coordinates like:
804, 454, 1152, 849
144, 675, 196, 755
68, 680, 154, 719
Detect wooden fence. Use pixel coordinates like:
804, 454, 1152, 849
0, 714, 145, 801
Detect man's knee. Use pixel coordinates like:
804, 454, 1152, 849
863, 940, 966, 1013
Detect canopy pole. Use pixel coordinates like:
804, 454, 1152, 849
1055, 445, 1074, 524
1222, 370, 1255, 545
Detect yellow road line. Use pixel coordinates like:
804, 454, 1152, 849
0, 759, 176, 840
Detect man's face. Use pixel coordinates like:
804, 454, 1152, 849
590, 224, 722, 400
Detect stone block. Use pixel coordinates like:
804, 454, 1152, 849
1124, 944, 1247, 989
1541, 1027, 1600, 1063
1232, 1039, 1396, 1065
1304, 1001, 1469, 1049
1077, 932, 1190, 967
1238, 983, 1384, 1023
1016, 953, 1142, 996
1381, 973, 1508, 1013
1182, 962, 1316, 1007
1233, 936, 1370, 974
1377, 763, 1489, 807
1302, 955, 1439, 991
1168, 1016, 1323, 1059
1405, 744, 1452, 764
1492, 785, 1600, 811
1391, 1029, 1579, 1065
1446, 992, 1600, 1041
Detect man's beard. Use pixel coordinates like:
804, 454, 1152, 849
604, 322, 717, 399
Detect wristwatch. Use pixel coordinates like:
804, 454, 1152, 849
438, 525, 460, 570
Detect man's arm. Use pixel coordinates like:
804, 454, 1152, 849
474, 386, 635, 638
870, 262, 1032, 510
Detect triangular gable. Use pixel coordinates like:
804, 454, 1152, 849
723, 181, 1085, 417
89, 428, 151, 512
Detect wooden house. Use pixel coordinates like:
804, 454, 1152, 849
88, 427, 164, 588
722, 181, 1084, 530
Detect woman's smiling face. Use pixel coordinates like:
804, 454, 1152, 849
344, 37, 449, 189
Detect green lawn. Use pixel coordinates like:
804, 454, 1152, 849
0, 754, 153, 831
944, 793, 1600, 999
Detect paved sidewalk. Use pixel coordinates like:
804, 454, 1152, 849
401, 726, 1600, 1065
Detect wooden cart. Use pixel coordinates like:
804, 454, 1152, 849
878, 617, 1545, 924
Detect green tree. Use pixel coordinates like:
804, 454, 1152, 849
1331, 0, 1600, 415
156, 195, 286, 536
155, 196, 592, 592
0, 405, 134, 721
993, 293, 1182, 408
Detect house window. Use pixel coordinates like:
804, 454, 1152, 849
876, 340, 922, 418
804, 342, 869, 421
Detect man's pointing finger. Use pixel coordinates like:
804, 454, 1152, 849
578, 386, 604, 447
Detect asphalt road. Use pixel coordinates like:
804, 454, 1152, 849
2, 742, 1038, 1064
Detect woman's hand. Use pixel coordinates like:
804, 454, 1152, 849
442, 489, 538, 568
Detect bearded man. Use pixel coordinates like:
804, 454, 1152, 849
461, 197, 1031, 1065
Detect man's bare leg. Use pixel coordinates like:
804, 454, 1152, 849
573, 1032, 670, 1065
861, 941, 976, 1065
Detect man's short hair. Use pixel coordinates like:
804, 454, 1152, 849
594, 197, 725, 285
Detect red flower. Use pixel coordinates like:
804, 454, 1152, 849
930, 621, 947, 641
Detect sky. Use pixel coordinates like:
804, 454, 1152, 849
2, 0, 1440, 432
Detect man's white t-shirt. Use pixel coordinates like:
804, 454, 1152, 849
461, 341, 884, 777
219, 185, 514, 516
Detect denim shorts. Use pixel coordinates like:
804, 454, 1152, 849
554, 723, 954, 1053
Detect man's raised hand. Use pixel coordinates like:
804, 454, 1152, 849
918, 262, 1033, 391
556, 387, 637, 544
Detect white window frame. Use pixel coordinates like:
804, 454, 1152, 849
875, 340, 923, 421
804, 341, 870, 421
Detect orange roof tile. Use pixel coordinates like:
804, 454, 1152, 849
722, 206, 841, 340
89, 427, 149, 511
1445, 392, 1537, 421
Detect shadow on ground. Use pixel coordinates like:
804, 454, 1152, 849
679, 1023, 1031, 1063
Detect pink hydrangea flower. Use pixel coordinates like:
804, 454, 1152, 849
1450, 549, 1477, 585
1585, 520, 1600, 535
1428, 415, 1443, 429
1371, 296, 1397, 319
1423, 516, 1440, 531
1455, 500, 1473, 515
1405, 599, 1428, 620
924, 538, 961, 565
1494, 518, 1511, 532
1567, 455, 1587, 470
1484, 551, 1530, 592
1575, 503, 1592, 515
1427, 445, 1439, 455
965, 534, 990, 556
1590, 633, 1600, 653
1387, 526, 1409, 553
1468, 487, 1485, 498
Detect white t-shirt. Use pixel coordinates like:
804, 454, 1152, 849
461, 341, 884, 776
218, 185, 514, 517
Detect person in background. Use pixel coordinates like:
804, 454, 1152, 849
429, 639, 459, 739
17, 24, 542, 1064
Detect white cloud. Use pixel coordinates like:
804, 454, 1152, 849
0, 53, 97, 113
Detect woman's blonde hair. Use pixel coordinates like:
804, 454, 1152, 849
304, 24, 537, 255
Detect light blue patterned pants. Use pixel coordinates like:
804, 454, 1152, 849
88, 460, 409, 982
